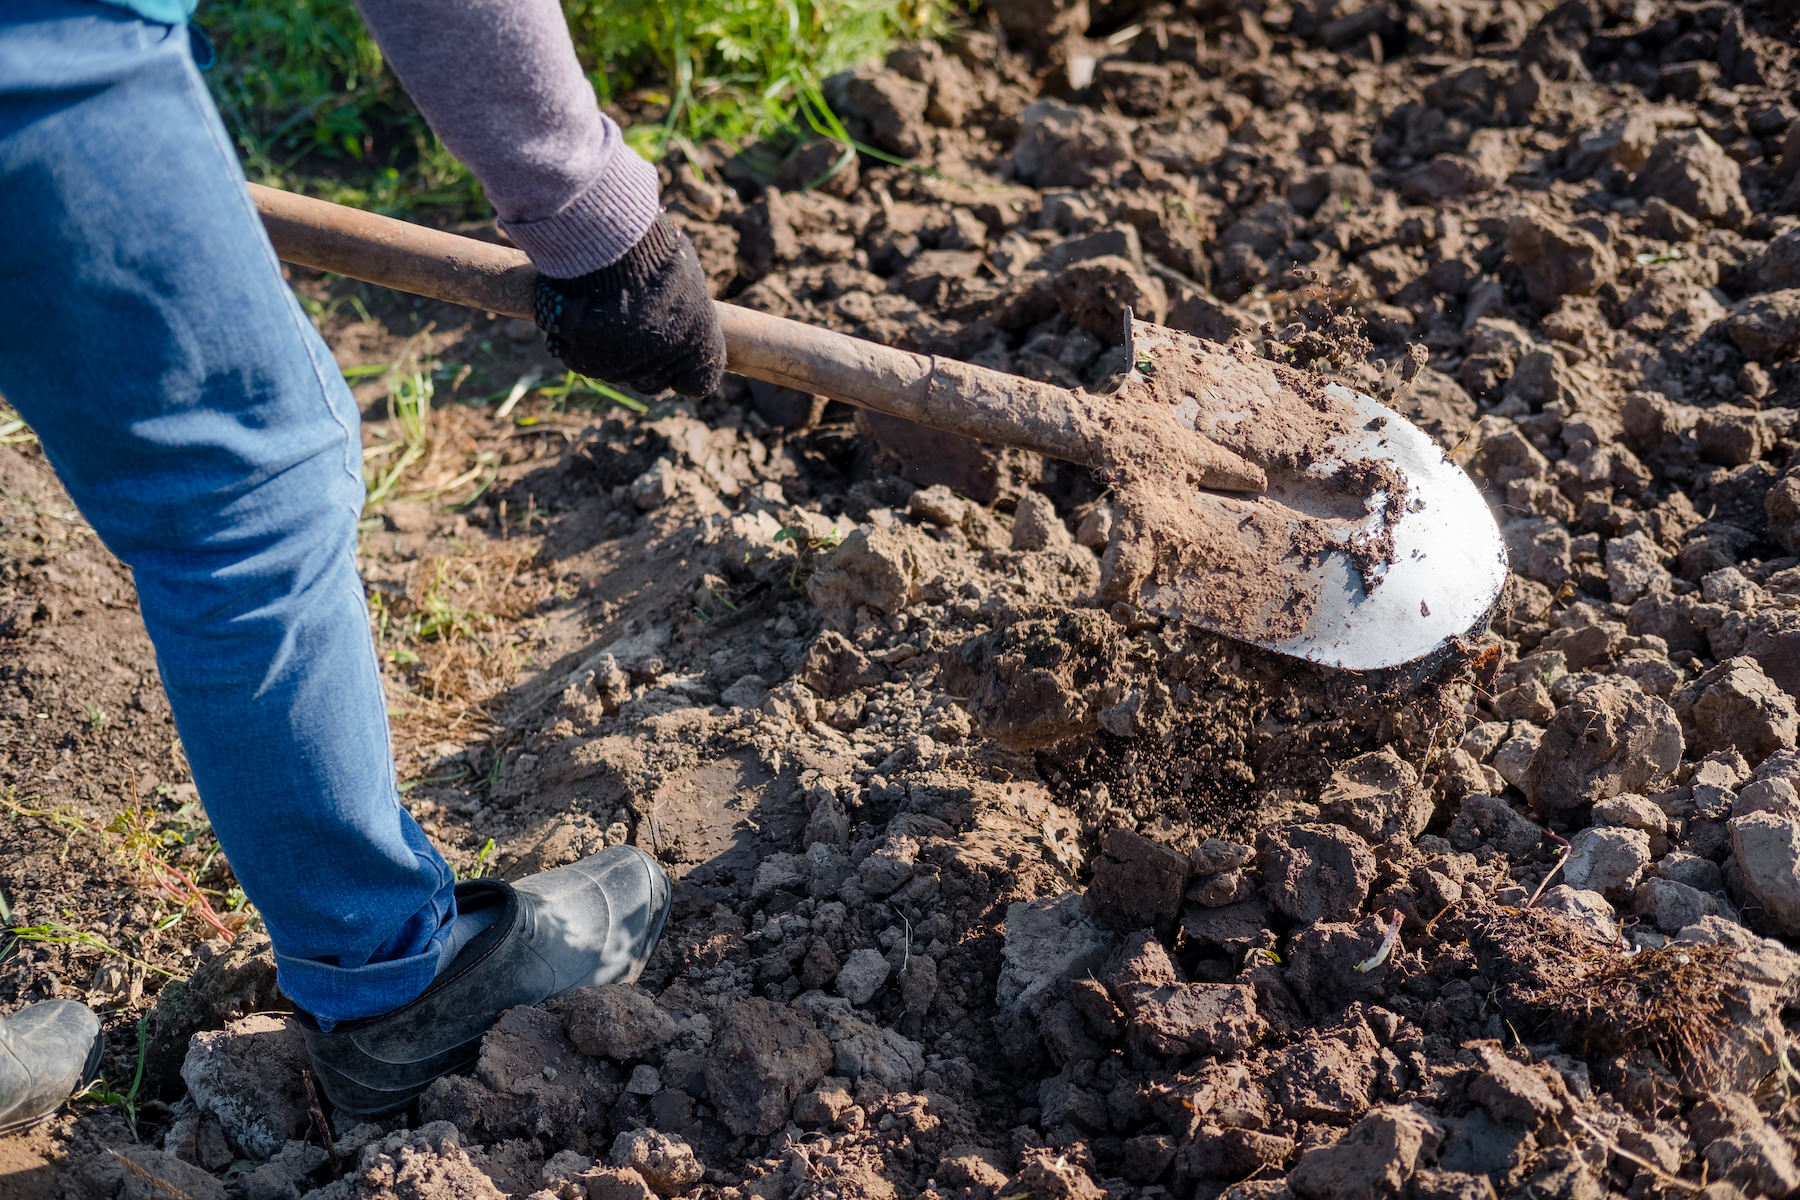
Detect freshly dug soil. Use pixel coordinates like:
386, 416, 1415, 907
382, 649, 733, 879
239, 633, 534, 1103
6, 2, 1800, 1199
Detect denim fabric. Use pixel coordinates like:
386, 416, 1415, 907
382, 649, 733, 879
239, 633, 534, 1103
0, 0, 458, 1023
93, 0, 195, 26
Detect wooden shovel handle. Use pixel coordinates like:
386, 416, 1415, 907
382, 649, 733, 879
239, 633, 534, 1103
249, 184, 1264, 492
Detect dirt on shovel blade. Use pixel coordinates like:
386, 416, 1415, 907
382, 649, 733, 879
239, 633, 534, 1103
1089, 319, 1407, 646
6, 1, 1800, 1199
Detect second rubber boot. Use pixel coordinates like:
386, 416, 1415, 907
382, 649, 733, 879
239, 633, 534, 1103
296, 845, 671, 1116
0, 999, 104, 1136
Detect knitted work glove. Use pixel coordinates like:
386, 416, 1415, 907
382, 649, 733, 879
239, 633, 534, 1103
532, 215, 726, 398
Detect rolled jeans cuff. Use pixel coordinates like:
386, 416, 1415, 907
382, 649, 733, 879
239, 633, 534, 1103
275, 917, 453, 1027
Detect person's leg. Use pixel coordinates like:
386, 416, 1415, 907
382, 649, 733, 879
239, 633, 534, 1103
0, 0, 455, 1023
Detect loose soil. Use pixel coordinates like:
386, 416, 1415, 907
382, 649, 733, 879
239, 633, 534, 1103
6, 2, 1800, 1199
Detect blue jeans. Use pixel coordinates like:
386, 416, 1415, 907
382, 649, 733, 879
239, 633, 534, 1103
0, 0, 457, 1023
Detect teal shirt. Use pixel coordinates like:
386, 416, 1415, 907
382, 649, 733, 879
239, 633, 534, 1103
98, 0, 198, 24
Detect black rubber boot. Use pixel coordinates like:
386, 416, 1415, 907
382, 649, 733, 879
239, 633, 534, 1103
297, 845, 670, 1116
0, 999, 104, 1136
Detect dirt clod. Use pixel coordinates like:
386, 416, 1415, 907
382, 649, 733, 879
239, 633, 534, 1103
1258, 823, 1375, 923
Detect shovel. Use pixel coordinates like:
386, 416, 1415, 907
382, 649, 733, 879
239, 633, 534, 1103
252, 184, 1507, 671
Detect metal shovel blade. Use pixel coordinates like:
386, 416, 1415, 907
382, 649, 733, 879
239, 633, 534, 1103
1104, 321, 1509, 672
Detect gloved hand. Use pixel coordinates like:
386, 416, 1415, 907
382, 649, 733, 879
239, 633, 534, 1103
532, 215, 726, 398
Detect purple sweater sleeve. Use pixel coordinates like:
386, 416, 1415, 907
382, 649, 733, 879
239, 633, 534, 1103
351, 0, 662, 277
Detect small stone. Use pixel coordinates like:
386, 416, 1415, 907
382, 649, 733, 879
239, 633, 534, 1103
1590, 794, 1672, 851
702, 998, 832, 1137
113, 1148, 228, 1200
179, 1014, 310, 1159
1289, 1106, 1443, 1200
1691, 1094, 1800, 1197
1539, 886, 1619, 942
1446, 793, 1544, 857
1730, 812, 1800, 935
1559, 826, 1651, 893
1470, 1046, 1564, 1125
798, 994, 924, 1089
1085, 829, 1190, 931
1506, 211, 1616, 306
800, 937, 840, 992
1011, 99, 1132, 188
1493, 680, 1556, 723
1736, 776, 1800, 819
1632, 129, 1750, 227
344, 1125, 506, 1200
1605, 531, 1671, 605
793, 1080, 858, 1127
624, 1064, 661, 1096
1524, 682, 1683, 811
1459, 721, 1510, 761
1190, 838, 1255, 875
1492, 725, 1545, 790
1011, 491, 1072, 552
1319, 748, 1434, 841
1116, 981, 1264, 1057
1074, 504, 1115, 549
628, 460, 679, 511
823, 65, 927, 158
239, 1141, 327, 1200
997, 891, 1114, 1015
1186, 869, 1253, 907
751, 851, 808, 900
1726, 290, 1800, 363
1634, 877, 1736, 935
835, 948, 891, 1005
857, 835, 918, 897
578, 1166, 657, 1200
1259, 823, 1376, 924
610, 1128, 704, 1197
1660, 851, 1724, 893
1689, 657, 1800, 764
805, 525, 938, 624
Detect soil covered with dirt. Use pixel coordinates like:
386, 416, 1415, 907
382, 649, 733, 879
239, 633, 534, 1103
7, 1, 1800, 1198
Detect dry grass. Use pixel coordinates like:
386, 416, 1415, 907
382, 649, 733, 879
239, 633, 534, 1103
375, 539, 554, 759
1454, 904, 1737, 1081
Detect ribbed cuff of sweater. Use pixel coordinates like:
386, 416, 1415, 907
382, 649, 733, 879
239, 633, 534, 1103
498, 147, 664, 279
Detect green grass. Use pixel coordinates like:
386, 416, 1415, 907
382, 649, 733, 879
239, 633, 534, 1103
75, 1016, 151, 1139
202, 0, 953, 217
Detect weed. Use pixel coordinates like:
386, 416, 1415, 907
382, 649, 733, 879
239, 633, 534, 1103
83, 703, 108, 731
76, 1015, 151, 1139
0, 401, 36, 448
459, 837, 497, 881
578, 0, 951, 155
512, 370, 650, 418
202, 0, 953, 213
774, 523, 842, 588
204, 0, 482, 216
1, 786, 246, 945
362, 335, 437, 509
109, 788, 241, 942
5, 922, 178, 980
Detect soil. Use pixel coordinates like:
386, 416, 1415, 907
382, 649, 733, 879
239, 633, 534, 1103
6, 1, 1800, 1199
1095, 320, 1411, 640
